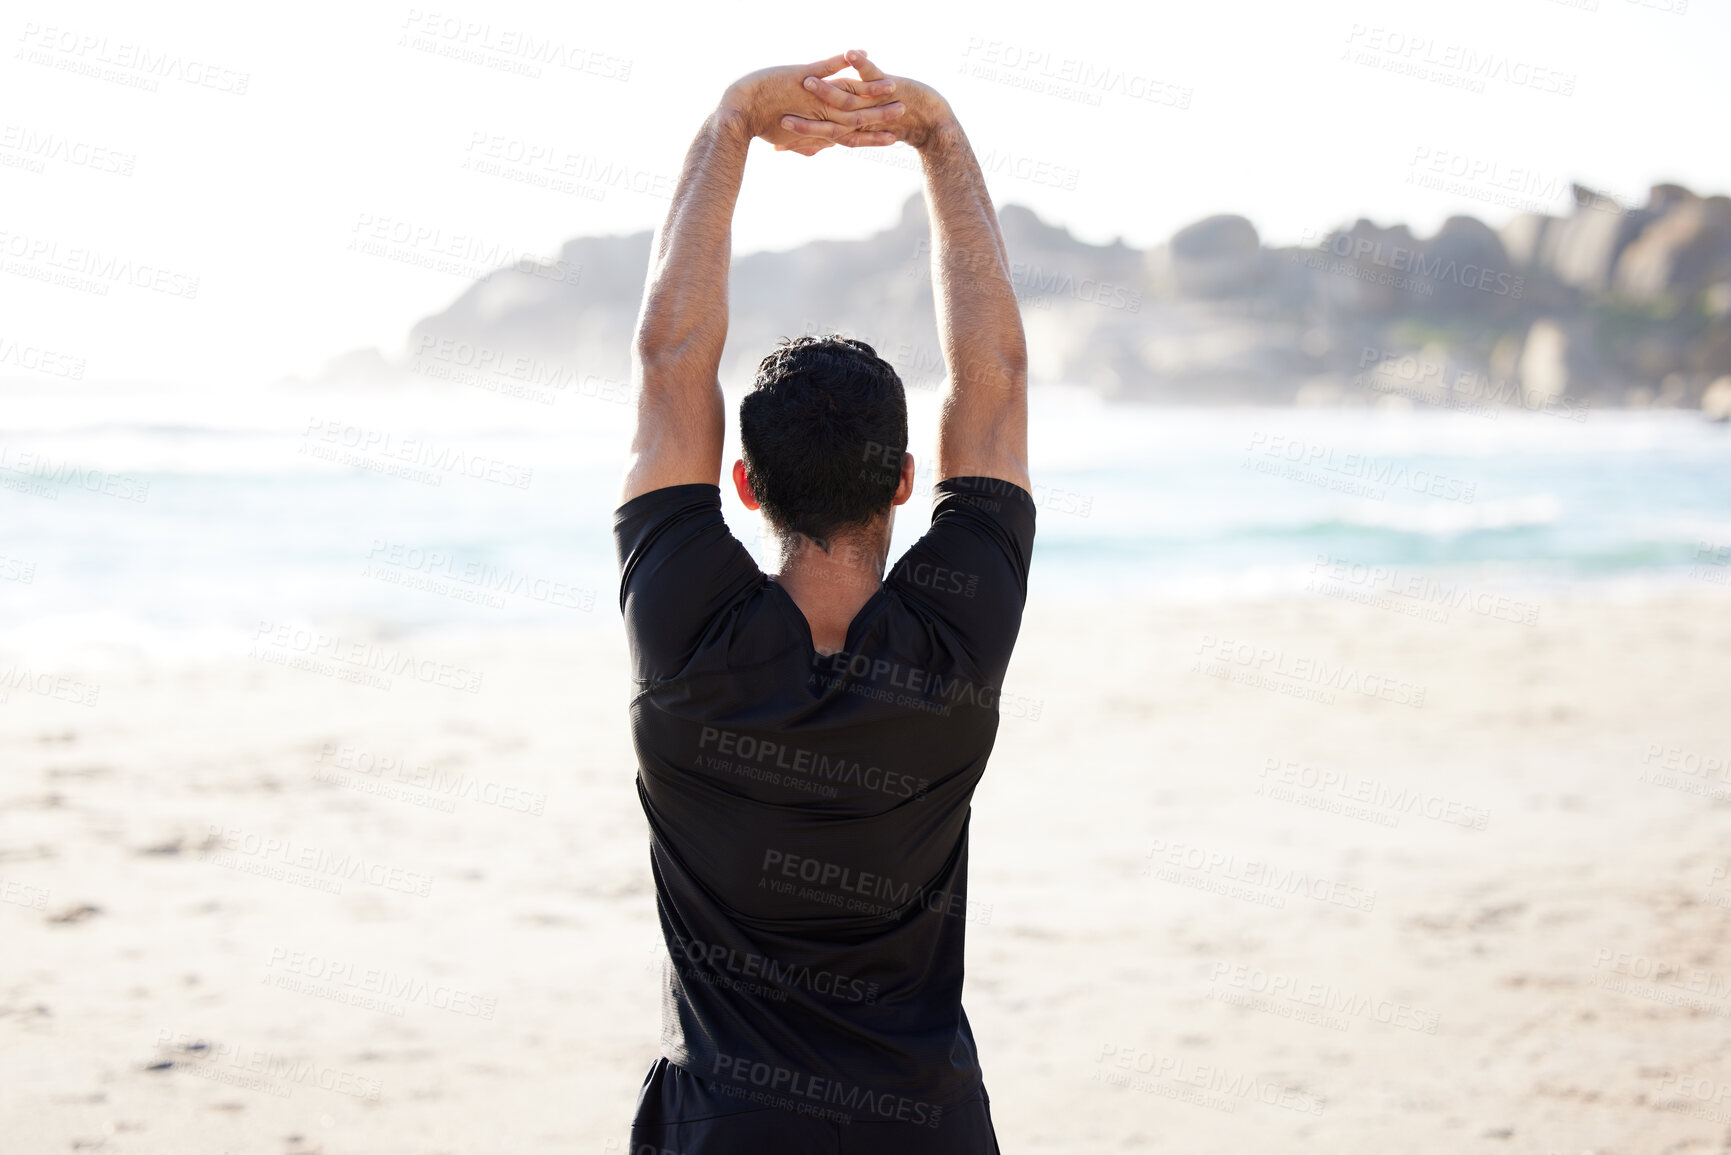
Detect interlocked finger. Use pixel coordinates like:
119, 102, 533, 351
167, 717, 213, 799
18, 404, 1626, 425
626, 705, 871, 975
802, 74, 897, 110
780, 100, 902, 139
804, 52, 851, 78
836, 129, 897, 149
841, 100, 905, 128
778, 116, 850, 142
845, 49, 887, 83
779, 117, 899, 149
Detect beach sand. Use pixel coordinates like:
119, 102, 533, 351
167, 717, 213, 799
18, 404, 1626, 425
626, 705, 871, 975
3, 591, 1729, 1153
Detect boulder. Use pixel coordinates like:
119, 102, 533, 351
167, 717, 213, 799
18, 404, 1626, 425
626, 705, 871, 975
1690, 318, 1731, 378
1307, 218, 1422, 316
1702, 376, 1731, 421
1541, 184, 1657, 292
1425, 216, 1518, 313
1643, 183, 1697, 216
1517, 319, 1592, 406
1167, 214, 1263, 297
1614, 195, 1731, 301
1501, 213, 1553, 269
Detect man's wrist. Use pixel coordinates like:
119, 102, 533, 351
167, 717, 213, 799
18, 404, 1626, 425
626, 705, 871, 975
711, 99, 756, 144
914, 117, 966, 159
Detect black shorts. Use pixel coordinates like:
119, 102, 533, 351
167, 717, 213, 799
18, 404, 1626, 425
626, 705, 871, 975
626, 1057, 1002, 1155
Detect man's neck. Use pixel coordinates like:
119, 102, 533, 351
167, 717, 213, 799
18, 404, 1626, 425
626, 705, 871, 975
773, 530, 889, 655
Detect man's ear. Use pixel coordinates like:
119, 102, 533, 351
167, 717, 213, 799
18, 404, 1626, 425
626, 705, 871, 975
891, 452, 916, 506
731, 459, 761, 510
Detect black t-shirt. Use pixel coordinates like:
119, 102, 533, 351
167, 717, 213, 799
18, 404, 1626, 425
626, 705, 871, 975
614, 476, 1036, 1125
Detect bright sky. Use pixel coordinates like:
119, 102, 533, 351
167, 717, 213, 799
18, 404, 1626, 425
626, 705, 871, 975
3, 0, 1724, 386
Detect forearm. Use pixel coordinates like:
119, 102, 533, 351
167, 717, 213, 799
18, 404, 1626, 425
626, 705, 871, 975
919, 124, 1029, 484
622, 109, 749, 497
619, 54, 901, 503
632, 108, 751, 380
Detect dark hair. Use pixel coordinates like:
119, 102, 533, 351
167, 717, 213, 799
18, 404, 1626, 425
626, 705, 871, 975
739, 334, 908, 544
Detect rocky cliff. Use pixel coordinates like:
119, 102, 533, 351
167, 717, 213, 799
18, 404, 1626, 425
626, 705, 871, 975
311, 182, 1731, 415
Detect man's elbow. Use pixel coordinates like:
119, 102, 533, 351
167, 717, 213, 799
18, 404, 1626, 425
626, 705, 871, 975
632, 342, 684, 387
954, 350, 1027, 395
631, 331, 671, 376
633, 326, 716, 382
983, 322, 1028, 391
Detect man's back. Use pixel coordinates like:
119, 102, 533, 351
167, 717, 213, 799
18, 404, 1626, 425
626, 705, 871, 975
616, 476, 1035, 1118
617, 49, 1029, 1150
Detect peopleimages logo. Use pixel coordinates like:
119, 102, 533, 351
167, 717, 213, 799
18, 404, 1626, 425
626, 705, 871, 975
1194, 633, 1427, 711
1142, 837, 1377, 912
697, 726, 929, 799
264, 947, 497, 1019
959, 38, 1194, 110
203, 825, 434, 897
665, 930, 880, 1005
0, 443, 149, 502
757, 849, 991, 924
909, 239, 1143, 312
1259, 756, 1490, 830
0, 228, 200, 298
15, 23, 251, 95
710, 1052, 944, 1128
808, 650, 1042, 719
1307, 553, 1540, 627
1340, 24, 1575, 97
0, 334, 87, 378
890, 558, 979, 598
151, 1030, 381, 1100
397, 9, 633, 81
1297, 227, 1525, 298
1093, 1044, 1326, 1115
315, 742, 546, 814
0, 663, 101, 708
1244, 432, 1477, 504
1354, 345, 1587, 421
251, 620, 484, 694
1208, 962, 1441, 1033
363, 539, 594, 611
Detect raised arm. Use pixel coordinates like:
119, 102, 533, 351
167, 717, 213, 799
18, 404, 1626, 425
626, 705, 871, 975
910, 79, 1031, 493
620, 56, 905, 504
782, 51, 1030, 494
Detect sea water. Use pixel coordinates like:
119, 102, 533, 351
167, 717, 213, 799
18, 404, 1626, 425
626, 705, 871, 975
2, 380, 1727, 665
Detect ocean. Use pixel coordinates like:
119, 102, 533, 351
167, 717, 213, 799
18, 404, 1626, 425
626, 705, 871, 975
3, 381, 1728, 665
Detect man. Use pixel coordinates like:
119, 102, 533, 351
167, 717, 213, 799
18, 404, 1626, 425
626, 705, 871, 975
614, 49, 1032, 1153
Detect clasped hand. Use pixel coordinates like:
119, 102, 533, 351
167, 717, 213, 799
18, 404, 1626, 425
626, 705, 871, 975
720, 50, 946, 157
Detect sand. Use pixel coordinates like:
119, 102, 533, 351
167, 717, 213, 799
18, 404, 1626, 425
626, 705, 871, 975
3, 591, 1730, 1154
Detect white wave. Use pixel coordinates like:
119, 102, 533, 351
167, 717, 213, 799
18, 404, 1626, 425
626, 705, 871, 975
1344, 494, 1563, 536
